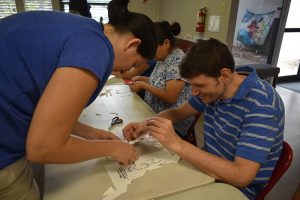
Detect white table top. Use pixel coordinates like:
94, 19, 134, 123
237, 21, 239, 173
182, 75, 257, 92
43, 83, 246, 200
157, 182, 248, 200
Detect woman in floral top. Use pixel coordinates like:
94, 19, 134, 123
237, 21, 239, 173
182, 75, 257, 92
129, 21, 192, 137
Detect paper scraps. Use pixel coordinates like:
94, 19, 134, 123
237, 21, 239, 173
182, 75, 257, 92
100, 148, 180, 200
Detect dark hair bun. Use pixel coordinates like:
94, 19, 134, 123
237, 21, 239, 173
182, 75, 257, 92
171, 22, 181, 36
107, 0, 130, 25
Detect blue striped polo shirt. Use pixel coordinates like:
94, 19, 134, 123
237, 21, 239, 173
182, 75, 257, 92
188, 66, 285, 199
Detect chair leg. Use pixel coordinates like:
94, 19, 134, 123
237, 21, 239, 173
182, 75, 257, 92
292, 183, 300, 200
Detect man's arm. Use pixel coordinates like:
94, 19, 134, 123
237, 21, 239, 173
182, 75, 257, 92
147, 117, 260, 187
174, 139, 260, 187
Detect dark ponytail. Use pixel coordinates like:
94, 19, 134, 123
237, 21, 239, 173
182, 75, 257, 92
154, 21, 181, 46
107, 0, 130, 25
107, 0, 158, 60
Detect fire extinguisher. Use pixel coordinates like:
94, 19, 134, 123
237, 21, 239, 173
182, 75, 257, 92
196, 7, 207, 32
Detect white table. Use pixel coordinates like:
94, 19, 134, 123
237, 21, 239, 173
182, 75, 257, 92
158, 183, 248, 200
43, 84, 246, 200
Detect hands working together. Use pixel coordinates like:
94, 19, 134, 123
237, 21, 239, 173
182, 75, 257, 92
77, 116, 180, 166
122, 117, 182, 153
125, 75, 149, 93
78, 116, 179, 166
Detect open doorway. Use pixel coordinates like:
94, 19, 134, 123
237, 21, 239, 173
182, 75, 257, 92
276, 0, 300, 82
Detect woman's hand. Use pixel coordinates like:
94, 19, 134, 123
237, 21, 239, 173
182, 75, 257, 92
129, 81, 146, 93
110, 140, 139, 165
132, 76, 149, 83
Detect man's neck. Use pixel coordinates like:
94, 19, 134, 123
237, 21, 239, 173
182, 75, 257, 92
222, 72, 246, 100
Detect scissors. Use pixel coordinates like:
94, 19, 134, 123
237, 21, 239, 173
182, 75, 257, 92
111, 116, 123, 126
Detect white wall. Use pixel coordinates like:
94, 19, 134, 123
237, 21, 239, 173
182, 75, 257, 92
129, 0, 160, 22
130, 0, 233, 43
159, 0, 199, 40
159, 0, 233, 42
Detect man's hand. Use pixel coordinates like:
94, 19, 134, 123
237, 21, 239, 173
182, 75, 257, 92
122, 121, 147, 141
146, 117, 182, 151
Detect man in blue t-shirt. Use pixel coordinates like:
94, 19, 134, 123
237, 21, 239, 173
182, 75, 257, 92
0, 1, 158, 198
123, 38, 285, 200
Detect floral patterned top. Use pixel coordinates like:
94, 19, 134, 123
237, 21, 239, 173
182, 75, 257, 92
144, 48, 193, 137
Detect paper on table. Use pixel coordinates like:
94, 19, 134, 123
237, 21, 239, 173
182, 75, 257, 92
100, 187, 122, 200
113, 131, 126, 141
100, 146, 180, 200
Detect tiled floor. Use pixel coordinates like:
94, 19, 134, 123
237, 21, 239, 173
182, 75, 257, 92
232, 46, 267, 65
265, 86, 300, 200
278, 82, 300, 93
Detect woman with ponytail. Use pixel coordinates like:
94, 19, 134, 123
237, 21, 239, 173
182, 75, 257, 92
0, 0, 157, 199
129, 21, 193, 138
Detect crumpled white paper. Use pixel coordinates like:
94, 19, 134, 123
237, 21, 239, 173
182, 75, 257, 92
100, 145, 180, 200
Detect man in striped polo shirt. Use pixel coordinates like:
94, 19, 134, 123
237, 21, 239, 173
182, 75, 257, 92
123, 38, 285, 199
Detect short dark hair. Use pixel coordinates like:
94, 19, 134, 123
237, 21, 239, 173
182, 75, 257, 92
180, 38, 235, 78
107, 0, 158, 60
154, 21, 181, 46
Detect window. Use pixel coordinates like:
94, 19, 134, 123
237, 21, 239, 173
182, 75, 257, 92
24, 0, 53, 11
0, 0, 17, 19
60, 0, 111, 23
277, 0, 300, 77
0, 0, 53, 19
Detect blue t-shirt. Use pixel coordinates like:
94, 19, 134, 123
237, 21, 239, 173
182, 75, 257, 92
0, 11, 114, 169
141, 59, 156, 77
188, 66, 284, 199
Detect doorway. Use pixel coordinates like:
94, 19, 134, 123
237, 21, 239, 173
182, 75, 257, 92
276, 0, 300, 82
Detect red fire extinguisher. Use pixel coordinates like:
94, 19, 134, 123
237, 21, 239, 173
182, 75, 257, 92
196, 7, 207, 32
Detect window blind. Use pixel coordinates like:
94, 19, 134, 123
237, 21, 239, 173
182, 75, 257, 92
0, 0, 17, 19
90, 3, 109, 23
24, 0, 53, 11
60, 0, 110, 23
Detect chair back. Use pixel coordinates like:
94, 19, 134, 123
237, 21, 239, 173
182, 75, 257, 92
183, 113, 201, 145
256, 141, 293, 200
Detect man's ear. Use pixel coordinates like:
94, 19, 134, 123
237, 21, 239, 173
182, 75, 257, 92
125, 38, 141, 50
219, 68, 232, 83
